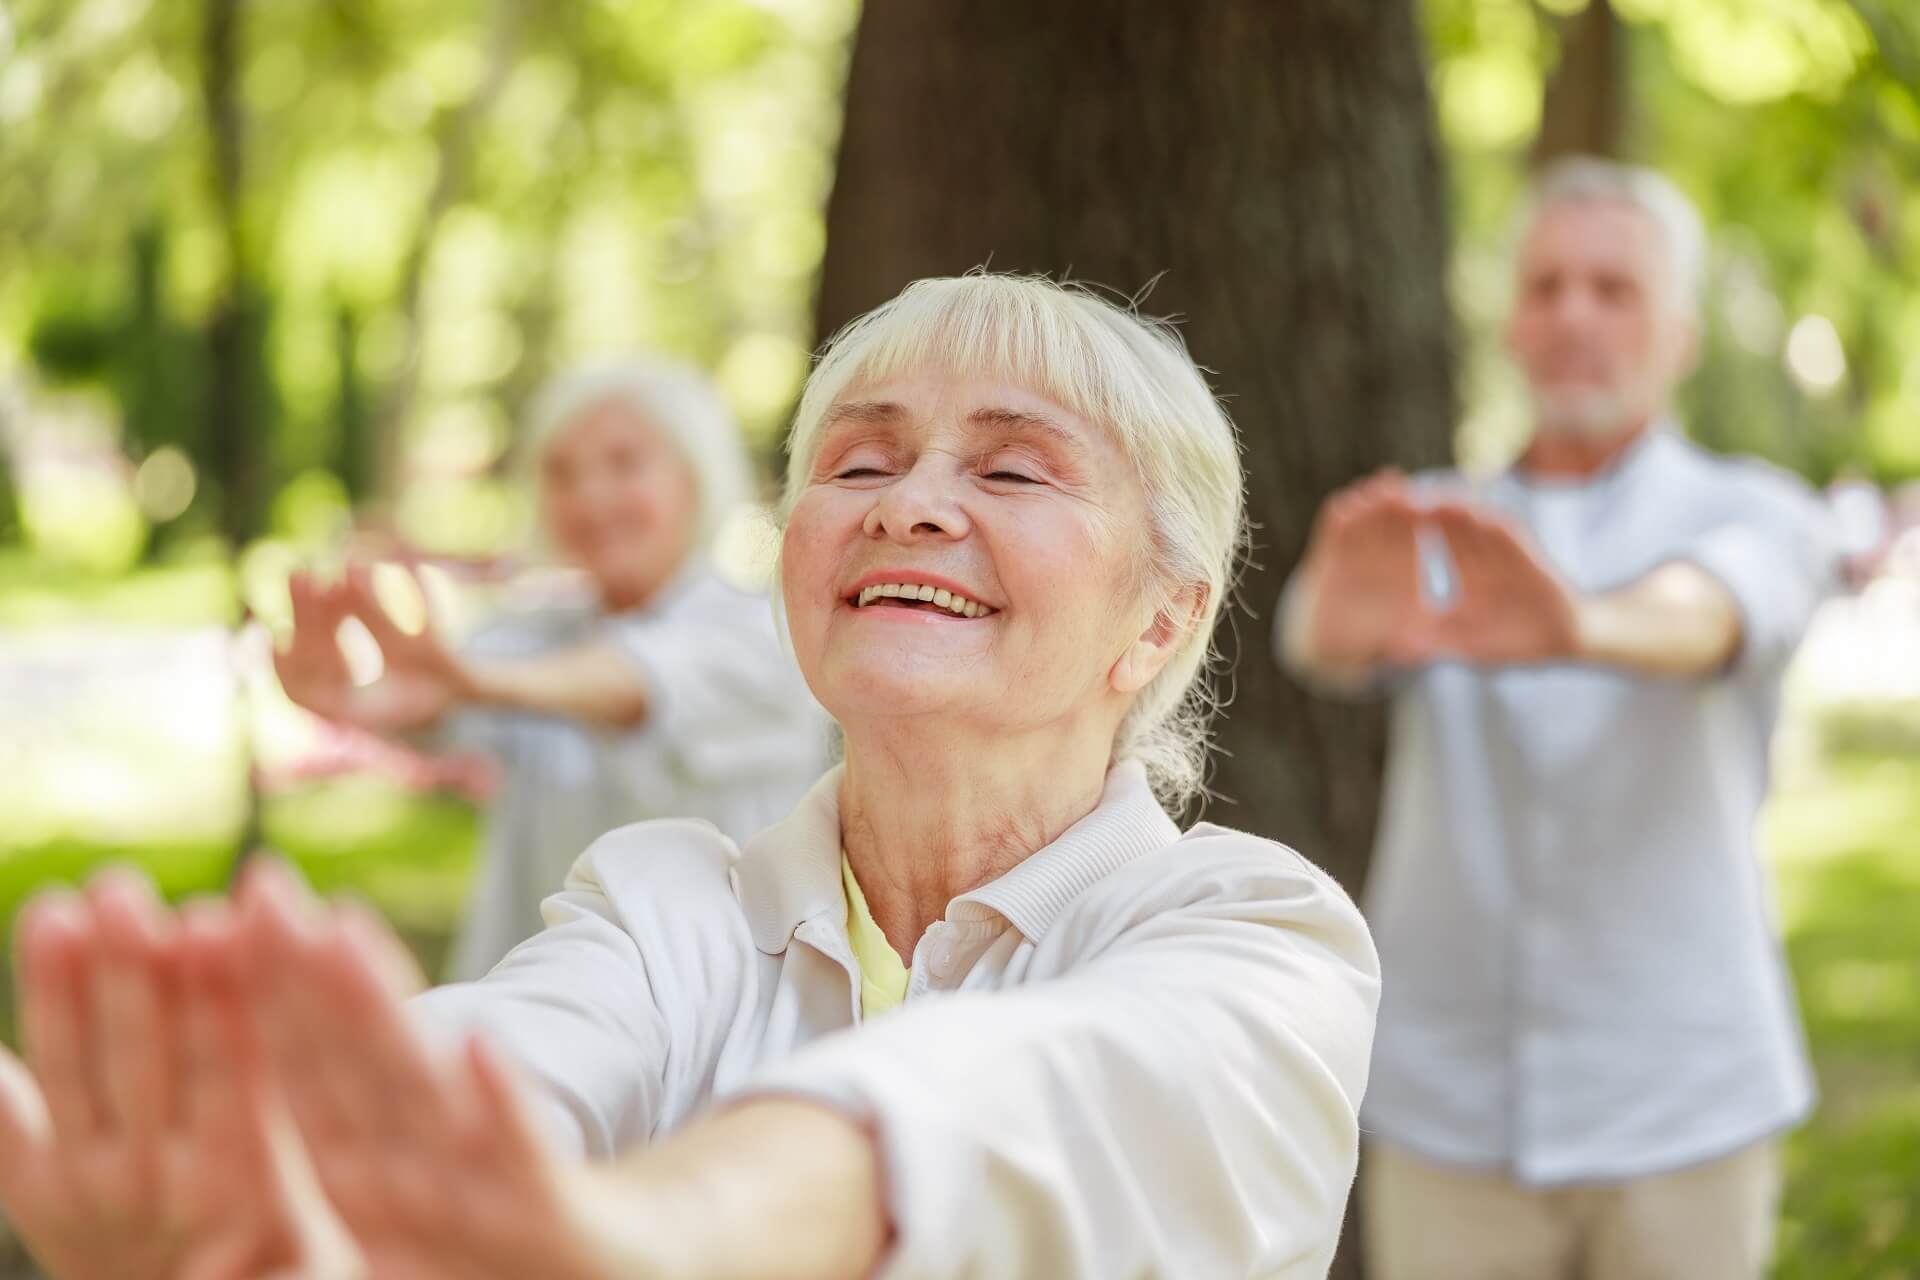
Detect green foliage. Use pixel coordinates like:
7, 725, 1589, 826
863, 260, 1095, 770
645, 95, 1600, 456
1426, 0, 1920, 482
1767, 754, 1920, 1274
0, 0, 856, 557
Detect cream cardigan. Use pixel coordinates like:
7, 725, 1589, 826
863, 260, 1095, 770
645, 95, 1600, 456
415, 761, 1380, 1278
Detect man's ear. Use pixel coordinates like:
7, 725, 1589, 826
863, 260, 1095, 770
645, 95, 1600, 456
1111, 583, 1210, 695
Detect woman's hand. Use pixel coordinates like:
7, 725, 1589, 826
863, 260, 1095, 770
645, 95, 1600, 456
275, 564, 474, 735
232, 863, 623, 1280
275, 572, 364, 727
0, 873, 355, 1280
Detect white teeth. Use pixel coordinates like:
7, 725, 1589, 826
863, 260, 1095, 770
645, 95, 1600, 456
853, 583, 996, 616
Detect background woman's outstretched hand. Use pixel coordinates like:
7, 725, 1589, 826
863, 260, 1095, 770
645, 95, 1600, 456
275, 564, 474, 736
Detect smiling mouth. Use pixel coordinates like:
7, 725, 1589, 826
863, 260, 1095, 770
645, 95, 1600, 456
847, 582, 997, 618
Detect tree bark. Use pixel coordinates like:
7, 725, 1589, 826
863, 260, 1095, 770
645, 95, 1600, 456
816, 5, 1455, 1273
200, 0, 266, 545
1532, 0, 1625, 165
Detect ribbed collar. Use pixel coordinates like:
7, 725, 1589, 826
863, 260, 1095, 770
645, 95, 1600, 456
734, 760, 1182, 954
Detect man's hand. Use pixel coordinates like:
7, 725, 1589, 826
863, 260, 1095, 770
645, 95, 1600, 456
1296, 471, 1424, 671
1394, 502, 1582, 666
1292, 478, 1585, 679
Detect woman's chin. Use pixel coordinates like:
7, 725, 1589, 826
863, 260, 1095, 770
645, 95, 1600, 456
817, 666, 985, 726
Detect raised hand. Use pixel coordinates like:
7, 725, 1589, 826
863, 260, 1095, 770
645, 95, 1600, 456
336, 562, 474, 733
233, 863, 614, 1280
0, 873, 354, 1280
275, 564, 472, 735
275, 572, 360, 725
1394, 502, 1581, 666
1299, 471, 1424, 669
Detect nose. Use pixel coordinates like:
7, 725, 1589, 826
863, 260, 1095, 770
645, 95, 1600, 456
862, 455, 971, 544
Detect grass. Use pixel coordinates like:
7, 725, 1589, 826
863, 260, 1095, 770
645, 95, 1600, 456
1768, 753, 1920, 1276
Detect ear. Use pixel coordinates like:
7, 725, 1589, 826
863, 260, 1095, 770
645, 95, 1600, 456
1111, 583, 1210, 695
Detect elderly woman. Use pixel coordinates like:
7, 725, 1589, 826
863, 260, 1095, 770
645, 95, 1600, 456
274, 360, 830, 978
0, 276, 1378, 1279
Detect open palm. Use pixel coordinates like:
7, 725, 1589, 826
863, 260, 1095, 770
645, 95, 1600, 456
1393, 503, 1580, 665
1302, 471, 1424, 668
275, 564, 471, 735
0, 875, 355, 1280
231, 864, 613, 1280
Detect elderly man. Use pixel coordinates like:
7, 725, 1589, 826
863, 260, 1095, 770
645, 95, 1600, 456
1279, 158, 1838, 1279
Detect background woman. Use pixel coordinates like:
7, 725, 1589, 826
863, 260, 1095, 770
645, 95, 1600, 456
273, 359, 828, 978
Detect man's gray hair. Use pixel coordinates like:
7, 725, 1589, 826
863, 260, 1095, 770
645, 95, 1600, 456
1526, 156, 1708, 319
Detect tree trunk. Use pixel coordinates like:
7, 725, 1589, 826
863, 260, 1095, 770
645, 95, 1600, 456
1532, 0, 1625, 165
200, 0, 267, 546
816, 4, 1455, 1273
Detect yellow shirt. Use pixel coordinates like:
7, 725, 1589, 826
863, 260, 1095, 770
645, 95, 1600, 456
842, 854, 910, 1016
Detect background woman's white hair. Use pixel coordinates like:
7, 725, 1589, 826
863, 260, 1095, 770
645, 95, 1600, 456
522, 358, 755, 552
1523, 156, 1708, 320
781, 274, 1246, 809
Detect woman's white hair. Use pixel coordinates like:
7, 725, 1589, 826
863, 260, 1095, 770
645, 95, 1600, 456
1524, 156, 1708, 320
780, 274, 1246, 809
521, 358, 755, 552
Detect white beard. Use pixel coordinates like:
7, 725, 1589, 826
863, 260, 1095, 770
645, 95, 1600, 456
1529, 382, 1639, 441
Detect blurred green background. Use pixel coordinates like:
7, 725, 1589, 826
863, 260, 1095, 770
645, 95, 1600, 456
1, 0, 1919, 1274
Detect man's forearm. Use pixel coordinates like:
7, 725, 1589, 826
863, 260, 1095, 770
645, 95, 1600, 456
571, 1099, 889, 1280
1574, 562, 1743, 679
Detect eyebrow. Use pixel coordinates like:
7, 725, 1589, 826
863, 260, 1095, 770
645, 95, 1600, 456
965, 406, 1079, 448
821, 399, 1083, 451
822, 399, 904, 428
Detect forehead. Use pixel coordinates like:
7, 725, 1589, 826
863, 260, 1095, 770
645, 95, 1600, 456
1518, 198, 1665, 282
546, 397, 668, 455
826, 374, 1102, 448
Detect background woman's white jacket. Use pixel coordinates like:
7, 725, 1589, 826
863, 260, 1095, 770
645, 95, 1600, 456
416, 761, 1380, 1279
436, 567, 829, 979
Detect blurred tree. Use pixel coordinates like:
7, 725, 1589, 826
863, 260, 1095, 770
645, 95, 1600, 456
1532, 0, 1625, 162
0, 0, 854, 560
818, 5, 1454, 1270
199, 0, 272, 545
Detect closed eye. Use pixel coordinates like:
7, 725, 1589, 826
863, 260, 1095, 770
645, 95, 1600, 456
986, 470, 1040, 484
837, 467, 891, 479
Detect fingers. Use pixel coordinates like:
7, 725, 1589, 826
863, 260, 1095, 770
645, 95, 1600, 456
88, 869, 181, 1141
0, 1045, 53, 1202
16, 892, 106, 1142
238, 862, 365, 1151
178, 899, 268, 1142
344, 562, 429, 659
462, 1034, 550, 1169
316, 906, 461, 1147
287, 572, 350, 655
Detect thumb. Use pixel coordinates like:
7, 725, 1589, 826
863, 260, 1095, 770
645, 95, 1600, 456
0, 1045, 52, 1202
